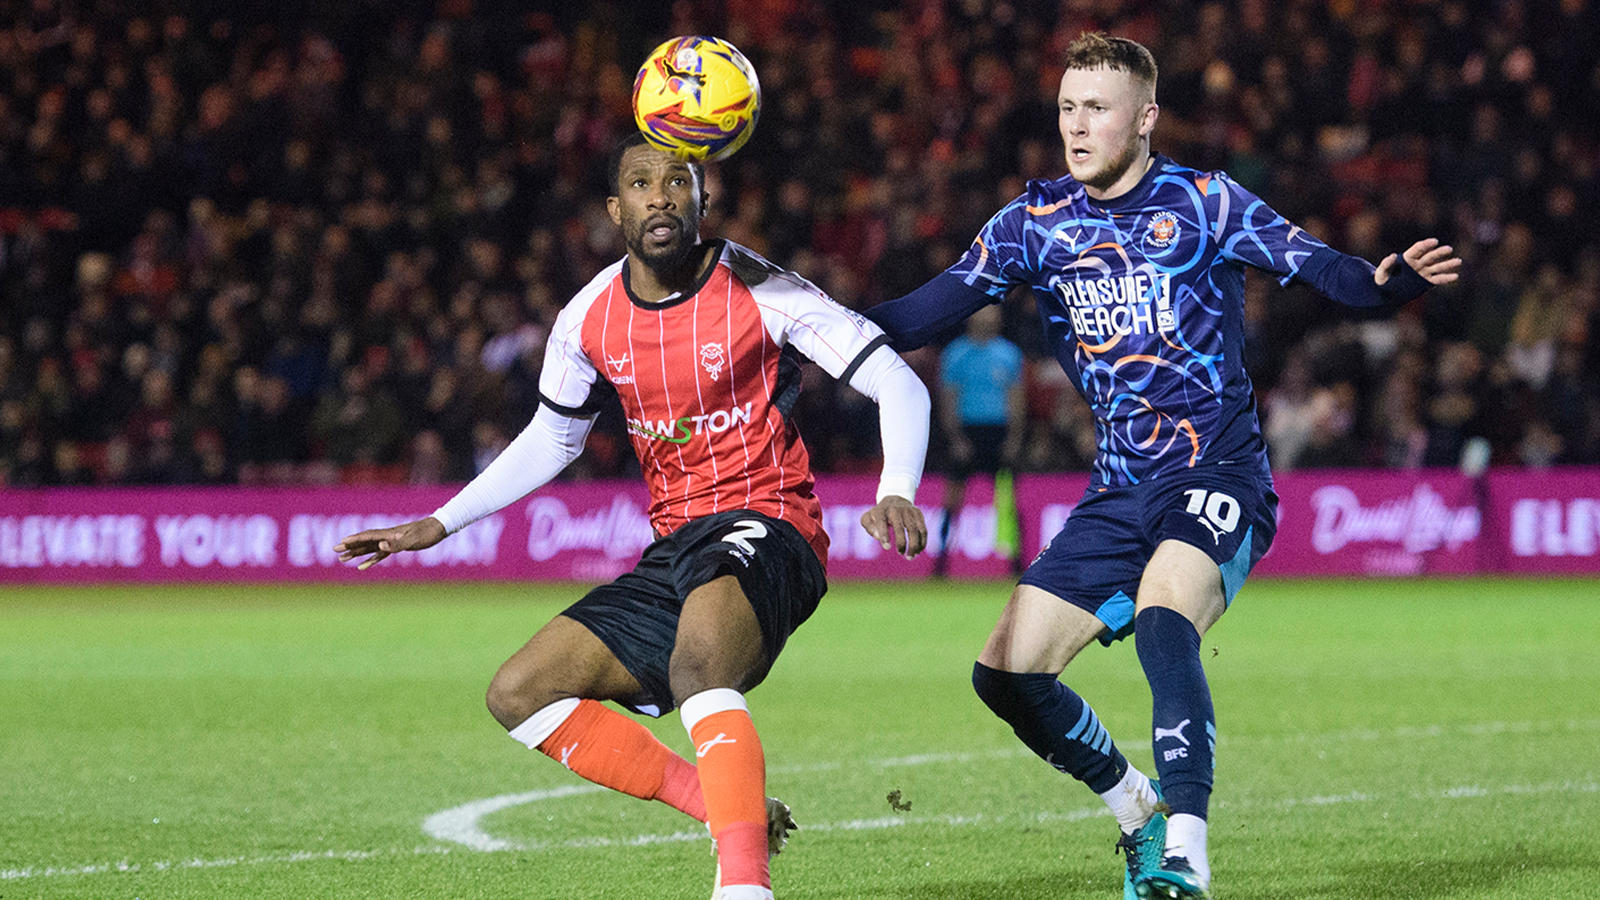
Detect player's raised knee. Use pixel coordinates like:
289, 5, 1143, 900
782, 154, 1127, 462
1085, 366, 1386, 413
485, 657, 569, 730
485, 666, 532, 729
972, 661, 1053, 716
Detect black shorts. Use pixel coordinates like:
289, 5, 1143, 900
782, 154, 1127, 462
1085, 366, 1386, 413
952, 423, 1008, 479
560, 509, 827, 717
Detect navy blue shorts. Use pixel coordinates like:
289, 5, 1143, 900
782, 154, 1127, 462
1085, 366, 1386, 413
560, 510, 826, 717
1020, 465, 1278, 645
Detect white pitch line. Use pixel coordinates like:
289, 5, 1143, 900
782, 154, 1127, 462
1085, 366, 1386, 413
1223, 716, 1600, 748
421, 784, 607, 851
10, 779, 1594, 882
0, 846, 454, 881
7, 717, 1597, 883
419, 777, 1600, 853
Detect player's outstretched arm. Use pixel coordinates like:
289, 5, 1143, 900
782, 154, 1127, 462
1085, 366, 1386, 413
1212, 174, 1458, 308
1290, 235, 1461, 309
336, 516, 447, 570
861, 496, 927, 559
864, 272, 996, 351
333, 401, 595, 570
1375, 237, 1461, 287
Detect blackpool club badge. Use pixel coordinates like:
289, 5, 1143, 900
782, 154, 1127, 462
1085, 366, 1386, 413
1144, 211, 1180, 249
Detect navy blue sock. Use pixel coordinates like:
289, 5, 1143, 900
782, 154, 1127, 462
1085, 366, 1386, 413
972, 661, 1128, 793
1135, 606, 1215, 820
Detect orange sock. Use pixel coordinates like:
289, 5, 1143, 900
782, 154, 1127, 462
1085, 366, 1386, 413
684, 691, 768, 890
533, 699, 707, 821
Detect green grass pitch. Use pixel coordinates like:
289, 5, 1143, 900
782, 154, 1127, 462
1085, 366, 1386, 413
3, 577, 1597, 899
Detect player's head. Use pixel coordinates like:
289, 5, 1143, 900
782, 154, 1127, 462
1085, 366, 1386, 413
1057, 33, 1160, 193
607, 132, 709, 274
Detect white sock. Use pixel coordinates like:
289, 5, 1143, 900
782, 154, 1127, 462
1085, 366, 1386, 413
1165, 813, 1210, 884
679, 687, 748, 737
1098, 766, 1160, 834
505, 697, 581, 750
715, 886, 773, 900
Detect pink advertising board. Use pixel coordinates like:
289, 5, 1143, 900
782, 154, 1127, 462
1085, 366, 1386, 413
1255, 468, 1484, 577
1013, 470, 1489, 578
0, 483, 654, 585
1014, 473, 1092, 562
2, 469, 1595, 585
816, 474, 1018, 580
0, 476, 1019, 585
1481, 467, 1600, 575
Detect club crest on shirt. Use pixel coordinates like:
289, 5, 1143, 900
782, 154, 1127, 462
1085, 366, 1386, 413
700, 342, 725, 381
1144, 211, 1181, 249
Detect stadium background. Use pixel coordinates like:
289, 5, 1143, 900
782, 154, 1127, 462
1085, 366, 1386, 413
0, 0, 1596, 495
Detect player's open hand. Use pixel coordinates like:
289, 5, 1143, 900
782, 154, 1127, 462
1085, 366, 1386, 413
335, 516, 447, 570
1375, 237, 1462, 286
861, 496, 927, 560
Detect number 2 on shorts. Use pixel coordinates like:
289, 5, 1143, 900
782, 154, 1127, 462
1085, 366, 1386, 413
721, 520, 768, 556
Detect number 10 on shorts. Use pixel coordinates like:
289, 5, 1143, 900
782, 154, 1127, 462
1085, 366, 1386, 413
1184, 488, 1240, 540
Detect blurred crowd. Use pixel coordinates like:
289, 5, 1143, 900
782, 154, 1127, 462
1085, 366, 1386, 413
1, 0, 1597, 490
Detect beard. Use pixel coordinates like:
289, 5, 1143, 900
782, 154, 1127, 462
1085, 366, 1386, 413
1075, 125, 1145, 193
624, 212, 701, 276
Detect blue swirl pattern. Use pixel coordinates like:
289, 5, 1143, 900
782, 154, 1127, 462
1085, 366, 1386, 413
947, 155, 1326, 488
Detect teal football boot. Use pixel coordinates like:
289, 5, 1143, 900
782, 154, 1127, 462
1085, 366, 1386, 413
1116, 780, 1166, 900
1134, 854, 1212, 900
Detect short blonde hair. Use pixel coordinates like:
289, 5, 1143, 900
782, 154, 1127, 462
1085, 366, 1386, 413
1064, 32, 1158, 100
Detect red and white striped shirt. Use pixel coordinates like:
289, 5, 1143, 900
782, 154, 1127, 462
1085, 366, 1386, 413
541, 240, 890, 563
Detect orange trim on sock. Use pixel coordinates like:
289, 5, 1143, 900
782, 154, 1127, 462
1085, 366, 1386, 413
536, 699, 699, 817
713, 821, 771, 890
659, 752, 706, 822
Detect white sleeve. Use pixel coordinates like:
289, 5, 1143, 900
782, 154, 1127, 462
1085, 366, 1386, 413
750, 266, 930, 503
430, 301, 602, 534
750, 268, 886, 380
430, 404, 595, 534
534, 294, 604, 412
844, 344, 930, 503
